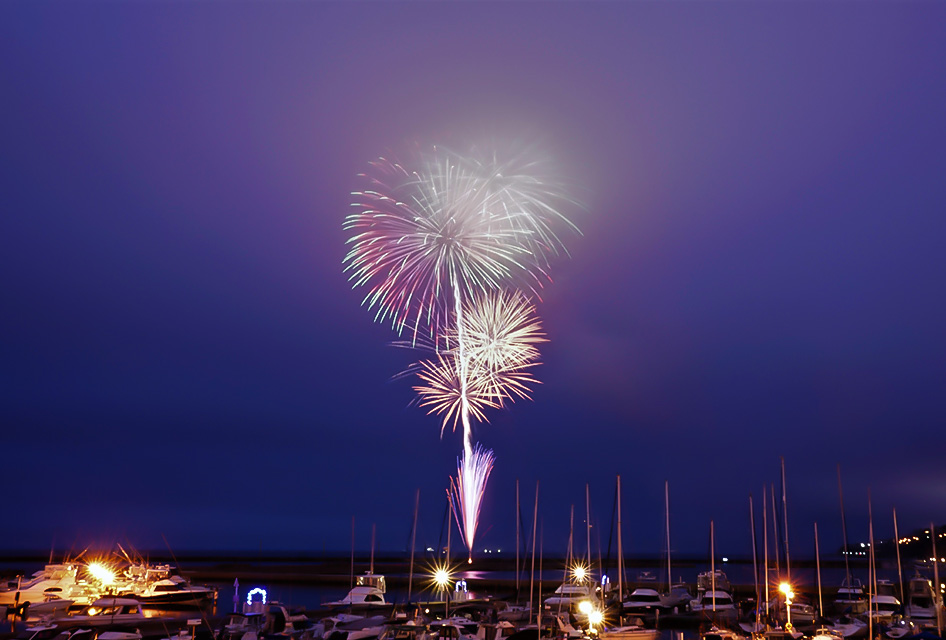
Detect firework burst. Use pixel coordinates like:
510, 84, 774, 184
344, 142, 578, 563
413, 290, 545, 433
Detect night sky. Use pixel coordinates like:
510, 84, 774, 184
2, 2, 945, 562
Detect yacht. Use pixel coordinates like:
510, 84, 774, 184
543, 583, 594, 609
834, 578, 868, 615
622, 588, 663, 615
906, 574, 940, 623
0, 564, 79, 609
122, 575, 215, 606
323, 573, 391, 611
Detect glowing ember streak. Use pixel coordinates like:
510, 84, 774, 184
450, 444, 495, 562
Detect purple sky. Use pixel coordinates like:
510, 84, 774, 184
2, 2, 945, 560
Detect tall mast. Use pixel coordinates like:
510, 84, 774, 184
750, 493, 760, 628
408, 490, 419, 602
781, 457, 791, 583
586, 483, 592, 582
370, 523, 376, 575
770, 483, 781, 576
838, 464, 852, 587
763, 485, 770, 622
617, 475, 624, 604
868, 490, 875, 640
711, 520, 717, 613
893, 508, 904, 605
516, 479, 520, 594
665, 480, 672, 591
815, 522, 823, 617
931, 522, 942, 637
529, 481, 539, 622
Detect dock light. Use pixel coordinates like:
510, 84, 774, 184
87, 562, 115, 585
572, 564, 588, 583
780, 583, 794, 629
589, 609, 604, 627
578, 600, 593, 615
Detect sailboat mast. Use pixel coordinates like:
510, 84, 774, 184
838, 464, 852, 587
529, 481, 539, 622
516, 479, 521, 594
711, 520, 717, 613
781, 457, 791, 583
617, 475, 624, 603
931, 522, 943, 637
763, 486, 770, 621
750, 493, 759, 627
770, 484, 781, 576
868, 490, 875, 640
666, 480, 672, 591
815, 522, 823, 617
370, 523, 376, 575
408, 490, 419, 602
586, 483, 592, 582
893, 508, 904, 604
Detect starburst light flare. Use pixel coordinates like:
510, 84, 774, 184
449, 444, 495, 563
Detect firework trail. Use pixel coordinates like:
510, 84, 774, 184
450, 444, 494, 563
344, 143, 577, 559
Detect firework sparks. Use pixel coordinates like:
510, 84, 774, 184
344, 142, 578, 563
450, 444, 495, 562
413, 290, 545, 432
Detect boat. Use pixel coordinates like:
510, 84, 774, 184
834, 578, 868, 615
323, 573, 392, 611
0, 565, 79, 609
543, 583, 594, 609
599, 622, 659, 640
622, 588, 663, 616
906, 573, 940, 623
699, 626, 742, 640
116, 563, 215, 607
824, 614, 868, 638
864, 593, 902, 626
660, 583, 693, 614
690, 589, 738, 623
58, 598, 146, 627
219, 612, 264, 640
